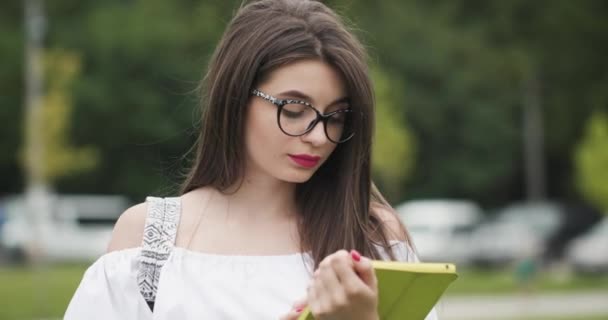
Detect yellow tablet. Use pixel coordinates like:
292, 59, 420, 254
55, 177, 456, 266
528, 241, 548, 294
298, 261, 457, 320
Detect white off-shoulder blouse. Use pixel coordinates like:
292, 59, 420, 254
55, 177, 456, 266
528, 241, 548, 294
64, 197, 439, 320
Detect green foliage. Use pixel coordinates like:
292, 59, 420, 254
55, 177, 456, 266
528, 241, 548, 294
1, 0, 608, 208
19, 49, 99, 184
575, 112, 608, 213
371, 67, 416, 201
45, 0, 236, 200
335, 0, 608, 206
0, 1, 25, 193
338, 0, 522, 204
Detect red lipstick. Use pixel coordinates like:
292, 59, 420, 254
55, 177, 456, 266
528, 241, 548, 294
288, 154, 321, 168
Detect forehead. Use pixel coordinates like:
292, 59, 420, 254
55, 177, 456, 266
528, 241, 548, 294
258, 59, 348, 106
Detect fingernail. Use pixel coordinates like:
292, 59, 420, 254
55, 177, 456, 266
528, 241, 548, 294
351, 250, 361, 262
296, 307, 303, 313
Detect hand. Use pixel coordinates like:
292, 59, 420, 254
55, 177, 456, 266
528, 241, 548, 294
306, 249, 379, 320
280, 297, 307, 320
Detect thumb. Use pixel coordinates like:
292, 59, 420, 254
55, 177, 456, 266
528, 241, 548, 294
351, 250, 377, 289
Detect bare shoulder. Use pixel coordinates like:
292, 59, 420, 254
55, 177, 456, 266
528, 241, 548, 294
371, 202, 407, 242
106, 202, 148, 253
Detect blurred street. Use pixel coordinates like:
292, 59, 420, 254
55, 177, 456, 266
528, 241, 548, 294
439, 291, 608, 320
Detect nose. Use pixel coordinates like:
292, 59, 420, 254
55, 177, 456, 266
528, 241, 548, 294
300, 119, 329, 146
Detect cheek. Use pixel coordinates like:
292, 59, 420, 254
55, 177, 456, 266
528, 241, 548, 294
245, 105, 285, 160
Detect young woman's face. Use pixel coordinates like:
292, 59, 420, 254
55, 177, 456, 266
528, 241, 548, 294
245, 59, 349, 183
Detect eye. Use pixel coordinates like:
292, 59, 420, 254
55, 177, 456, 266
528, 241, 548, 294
282, 109, 306, 119
281, 103, 312, 119
328, 111, 348, 125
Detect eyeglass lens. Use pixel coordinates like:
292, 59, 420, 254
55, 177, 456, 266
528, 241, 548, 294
279, 102, 352, 143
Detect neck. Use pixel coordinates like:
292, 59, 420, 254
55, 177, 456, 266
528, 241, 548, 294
218, 170, 298, 221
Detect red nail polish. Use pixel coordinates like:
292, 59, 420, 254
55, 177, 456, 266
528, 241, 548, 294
351, 250, 361, 262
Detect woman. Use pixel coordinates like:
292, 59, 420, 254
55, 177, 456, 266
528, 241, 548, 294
65, 0, 438, 319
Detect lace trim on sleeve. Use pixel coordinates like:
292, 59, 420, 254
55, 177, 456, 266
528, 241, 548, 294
137, 196, 181, 310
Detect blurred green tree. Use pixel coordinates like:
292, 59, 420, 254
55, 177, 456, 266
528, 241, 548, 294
336, 0, 521, 205
1, 0, 607, 209
46, 0, 235, 200
0, 1, 25, 194
371, 66, 416, 202
575, 111, 608, 213
19, 49, 99, 185
334, 0, 608, 206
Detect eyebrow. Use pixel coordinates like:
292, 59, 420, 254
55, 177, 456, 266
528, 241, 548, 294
276, 89, 349, 107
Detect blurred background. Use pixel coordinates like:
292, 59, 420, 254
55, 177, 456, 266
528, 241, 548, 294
1, 0, 607, 319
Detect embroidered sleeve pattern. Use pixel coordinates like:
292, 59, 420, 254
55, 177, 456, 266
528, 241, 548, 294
137, 196, 181, 308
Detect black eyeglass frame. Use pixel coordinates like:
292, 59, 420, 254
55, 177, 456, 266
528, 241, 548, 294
250, 89, 355, 143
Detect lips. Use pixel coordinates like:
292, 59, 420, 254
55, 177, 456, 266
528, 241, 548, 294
288, 154, 321, 168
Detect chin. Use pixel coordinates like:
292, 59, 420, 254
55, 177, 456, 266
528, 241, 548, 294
280, 170, 316, 184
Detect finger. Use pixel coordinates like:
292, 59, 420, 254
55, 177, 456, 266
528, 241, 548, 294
330, 250, 367, 297
310, 260, 336, 313
318, 255, 348, 307
307, 279, 323, 316
351, 250, 377, 289
279, 307, 305, 320
291, 296, 307, 310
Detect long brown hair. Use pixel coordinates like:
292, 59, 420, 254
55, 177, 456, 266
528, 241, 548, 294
181, 0, 411, 266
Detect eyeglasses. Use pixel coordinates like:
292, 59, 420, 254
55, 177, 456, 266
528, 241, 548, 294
251, 89, 355, 143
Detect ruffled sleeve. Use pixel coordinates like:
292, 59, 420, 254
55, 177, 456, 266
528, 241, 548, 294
64, 248, 152, 320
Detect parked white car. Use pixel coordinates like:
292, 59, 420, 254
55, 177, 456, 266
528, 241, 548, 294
469, 202, 564, 267
565, 216, 608, 273
0, 193, 129, 262
396, 199, 483, 265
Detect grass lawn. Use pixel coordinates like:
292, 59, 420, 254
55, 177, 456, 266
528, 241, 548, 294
445, 266, 608, 296
0, 263, 88, 320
